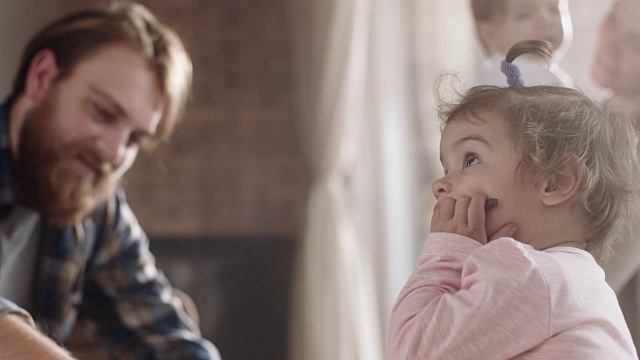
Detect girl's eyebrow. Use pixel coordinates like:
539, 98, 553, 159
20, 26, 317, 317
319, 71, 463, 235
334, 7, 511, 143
453, 135, 492, 150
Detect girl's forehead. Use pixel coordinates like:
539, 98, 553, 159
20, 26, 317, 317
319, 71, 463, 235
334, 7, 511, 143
443, 116, 489, 138
445, 110, 505, 127
441, 112, 514, 144
440, 115, 522, 165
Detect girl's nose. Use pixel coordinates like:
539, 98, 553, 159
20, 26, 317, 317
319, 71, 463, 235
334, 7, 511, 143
431, 176, 452, 199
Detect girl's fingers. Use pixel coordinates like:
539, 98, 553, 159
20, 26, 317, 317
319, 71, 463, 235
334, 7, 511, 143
440, 197, 455, 220
489, 223, 518, 241
432, 195, 498, 243
454, 196, 470, 224
468, 194, 486, 231
430, 202, 441, 231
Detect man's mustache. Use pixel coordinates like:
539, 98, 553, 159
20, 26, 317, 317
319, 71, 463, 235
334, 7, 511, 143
100, 162, 113, 176
71, 147, 115, 179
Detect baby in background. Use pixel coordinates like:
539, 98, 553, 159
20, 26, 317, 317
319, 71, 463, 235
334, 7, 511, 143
471, 0, 574, 87
387, 40, 638, 359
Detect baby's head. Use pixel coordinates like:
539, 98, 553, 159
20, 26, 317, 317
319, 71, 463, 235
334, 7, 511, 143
435, 41, 639, 261
471, 0, 570, 56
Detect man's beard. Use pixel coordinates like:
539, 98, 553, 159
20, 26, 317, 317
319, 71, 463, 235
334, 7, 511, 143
13, 92, 118, 225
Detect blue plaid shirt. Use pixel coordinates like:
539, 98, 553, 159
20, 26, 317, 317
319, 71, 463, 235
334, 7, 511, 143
0, 102, 221, 359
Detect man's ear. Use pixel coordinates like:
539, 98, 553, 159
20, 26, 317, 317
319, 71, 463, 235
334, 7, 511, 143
24, 49, 59, 102
538, 155, 583, 206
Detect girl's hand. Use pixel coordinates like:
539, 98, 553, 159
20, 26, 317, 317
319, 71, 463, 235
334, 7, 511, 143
431, 194, 517, 244
431, 194, 488, 244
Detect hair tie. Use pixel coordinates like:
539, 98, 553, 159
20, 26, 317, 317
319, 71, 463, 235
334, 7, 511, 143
500, 60, 524, 87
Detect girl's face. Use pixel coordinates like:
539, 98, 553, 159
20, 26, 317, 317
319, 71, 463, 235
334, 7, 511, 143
591, 0, 640, 97
432, 113, 544, 244
481, 0, 568, 55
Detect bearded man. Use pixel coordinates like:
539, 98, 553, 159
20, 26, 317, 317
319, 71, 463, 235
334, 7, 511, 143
0, 2, 221, 359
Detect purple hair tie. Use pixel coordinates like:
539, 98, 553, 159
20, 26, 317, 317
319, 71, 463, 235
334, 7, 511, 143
500, 60, 524, 87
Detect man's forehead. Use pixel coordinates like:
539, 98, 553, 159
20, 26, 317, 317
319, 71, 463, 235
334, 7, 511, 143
74, 45, 164, 131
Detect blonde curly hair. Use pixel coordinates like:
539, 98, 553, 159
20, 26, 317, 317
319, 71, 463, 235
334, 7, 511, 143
436, 40, 640, 262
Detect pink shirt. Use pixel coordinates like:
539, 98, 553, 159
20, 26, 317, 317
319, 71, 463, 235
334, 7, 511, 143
387, 233, 637, 359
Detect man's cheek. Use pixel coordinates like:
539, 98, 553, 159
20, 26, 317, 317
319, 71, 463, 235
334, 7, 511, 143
113, 150, 138, 178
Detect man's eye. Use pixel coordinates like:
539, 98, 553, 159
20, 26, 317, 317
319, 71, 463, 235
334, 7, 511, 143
127, 133, 145, 147
91, 103, 115, 122
127, 134, 140, 147
465, 155, 479, 168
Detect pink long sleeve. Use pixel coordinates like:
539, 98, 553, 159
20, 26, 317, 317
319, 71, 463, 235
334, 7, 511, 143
387, 233, 637, 360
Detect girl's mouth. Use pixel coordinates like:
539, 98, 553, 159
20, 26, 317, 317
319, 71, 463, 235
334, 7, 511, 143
485, 198, 498, 212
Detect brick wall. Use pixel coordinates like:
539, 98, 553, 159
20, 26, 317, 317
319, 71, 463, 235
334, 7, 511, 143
61, 0, 311, 239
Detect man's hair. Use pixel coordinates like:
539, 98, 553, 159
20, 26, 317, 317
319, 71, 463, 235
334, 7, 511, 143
9, 1, 192, 147
436, 41, 640, 262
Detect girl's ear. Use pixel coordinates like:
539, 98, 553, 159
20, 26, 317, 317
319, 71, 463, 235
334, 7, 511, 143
24, 49, 59, 102
538, 155, 583, 206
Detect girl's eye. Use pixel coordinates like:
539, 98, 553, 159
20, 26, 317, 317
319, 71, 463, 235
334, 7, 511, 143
465, 155, 479, 168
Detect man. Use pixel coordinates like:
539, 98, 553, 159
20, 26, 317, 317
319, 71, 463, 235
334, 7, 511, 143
0, 2, 221, 359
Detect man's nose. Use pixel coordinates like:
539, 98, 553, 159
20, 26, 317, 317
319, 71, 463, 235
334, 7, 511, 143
431, 176, 452, 199
94, 127, 129, 166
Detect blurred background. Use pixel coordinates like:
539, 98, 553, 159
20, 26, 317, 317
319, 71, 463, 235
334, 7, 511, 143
0, 0, 615, 359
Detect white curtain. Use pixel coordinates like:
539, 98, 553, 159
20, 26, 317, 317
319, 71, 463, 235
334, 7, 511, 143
287, 0, 383, 359
363, 0, 422, 333
287, 0, 481, 358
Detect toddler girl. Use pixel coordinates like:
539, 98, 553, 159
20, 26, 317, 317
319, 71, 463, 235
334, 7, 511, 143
387, 40, 638, 359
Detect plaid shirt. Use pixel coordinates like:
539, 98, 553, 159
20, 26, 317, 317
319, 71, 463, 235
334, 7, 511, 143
0, 102, 221, 359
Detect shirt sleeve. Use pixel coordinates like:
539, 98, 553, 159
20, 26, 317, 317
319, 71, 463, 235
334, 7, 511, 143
387, 233, 551, 360
0, 297, 35, 326
80, 189, 221, 360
